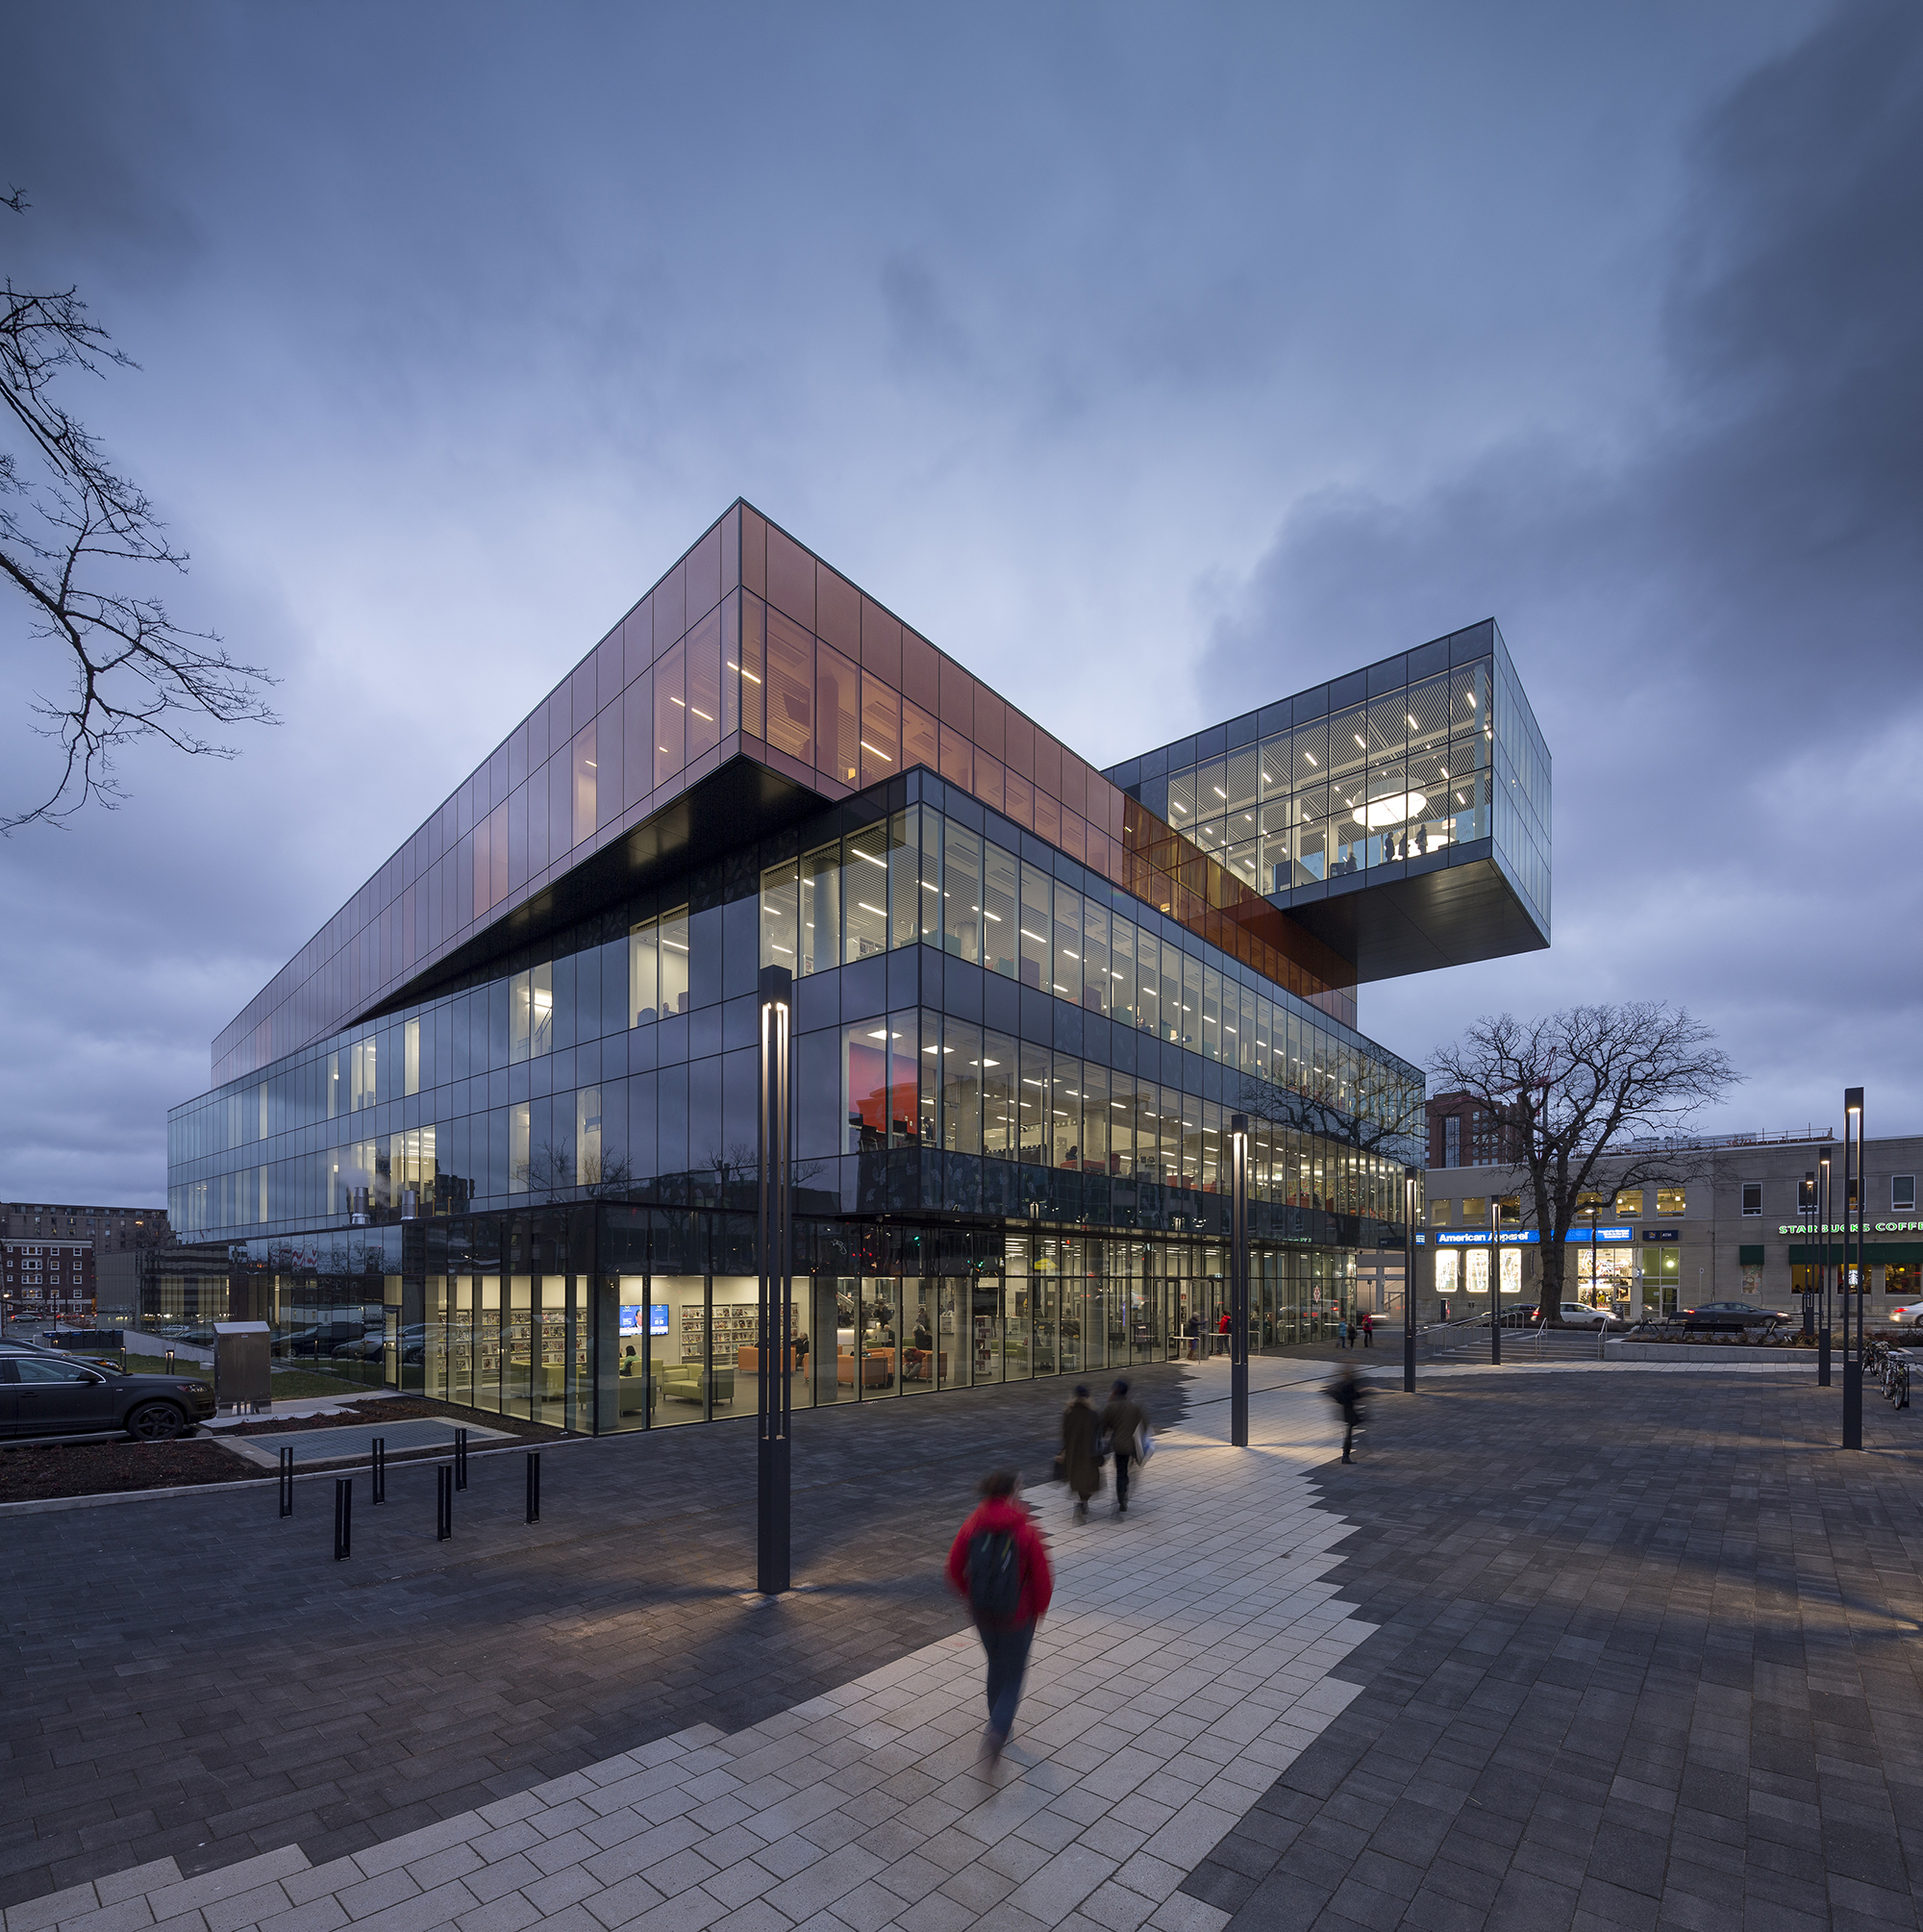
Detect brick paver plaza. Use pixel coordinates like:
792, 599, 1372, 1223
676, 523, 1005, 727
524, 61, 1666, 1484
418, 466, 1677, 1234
7, 1355, 1923, 1932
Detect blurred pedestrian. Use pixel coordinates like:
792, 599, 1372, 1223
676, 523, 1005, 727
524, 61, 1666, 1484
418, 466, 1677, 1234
1100, 1378, 1147, 1516
1328, 1360, 1365, 1463
1060, 1385, 1102, 1519
1361, 1312, 1375, 1348
1186, 1312, 1201, 1361
946, 1470, 1053, 1761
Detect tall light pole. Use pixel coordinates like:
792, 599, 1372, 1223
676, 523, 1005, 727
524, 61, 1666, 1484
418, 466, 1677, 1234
1403, 1166, 1418, 1393
1799, 1170, 1816, 1343
1819, 1146, 1833, 1388
757, 966, 794, 1594
1487, 1194, 1502, 1366
1230, 1113, 1249, 1447
1842, 1091, 1863, 1450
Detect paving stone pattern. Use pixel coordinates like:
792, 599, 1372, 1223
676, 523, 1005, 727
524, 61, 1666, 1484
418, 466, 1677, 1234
1182, 1367, 1923, 1931
1, 1364, 1373, 1932
1, 1366, 1192, 1910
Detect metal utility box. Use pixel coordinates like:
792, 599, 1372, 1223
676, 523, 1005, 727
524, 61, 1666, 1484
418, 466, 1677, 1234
213, 1320, 272, 1413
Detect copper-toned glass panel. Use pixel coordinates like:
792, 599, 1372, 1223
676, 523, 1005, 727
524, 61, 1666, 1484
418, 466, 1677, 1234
902, 698, 938, 774
686, 526, 721, 626
740, 506, 766, 596
974, 687, 1006, 763
686, 607, 722, 763
571, 722, 597, 849
1033, 730, 1061, 803
816, 566, 860, 656
817, 641, 862, 787
975, 751, 1005, 815
901, 629, 939, 712
861, 672, 900, 788
490, 801, 509, 907
720, 592, 742, 739
939, 722, 972, 790
1034, 789, 1061, 846
1002, 707, 1032, 780
1004, 770, 1034, 830
721, 506, 740, 595
938, 657, 973, 736
737, 592, 765, 740
861, 597, 902, 684
622, 672, 653, 811
764, 610, 813, 765
1061, 812, 1086, 864
654, 640, 686, 788
765, 525, 814, 629
654, 561, 687, 653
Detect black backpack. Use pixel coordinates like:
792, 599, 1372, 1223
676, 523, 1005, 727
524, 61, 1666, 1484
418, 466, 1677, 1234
965, 1529, 1022, 1621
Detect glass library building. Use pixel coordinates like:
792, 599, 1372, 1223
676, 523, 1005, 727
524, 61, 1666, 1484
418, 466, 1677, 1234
164, 502, 1551, 1433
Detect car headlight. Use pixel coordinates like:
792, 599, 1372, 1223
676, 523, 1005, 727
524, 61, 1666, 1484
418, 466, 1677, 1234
178, 1381, 211, 1393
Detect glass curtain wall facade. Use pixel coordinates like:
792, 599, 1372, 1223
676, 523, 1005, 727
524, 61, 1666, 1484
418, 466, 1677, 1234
168, 500, 1552, 1439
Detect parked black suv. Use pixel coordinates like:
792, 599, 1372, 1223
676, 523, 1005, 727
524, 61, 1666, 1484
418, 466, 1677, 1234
1680, 1301, 1788, 1334
0, 1345, 215, 1441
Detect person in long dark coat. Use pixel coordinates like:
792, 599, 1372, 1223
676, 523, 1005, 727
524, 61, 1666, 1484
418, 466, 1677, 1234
1061, 1385, 1102, 1519
1329, 1361, 1364, 1463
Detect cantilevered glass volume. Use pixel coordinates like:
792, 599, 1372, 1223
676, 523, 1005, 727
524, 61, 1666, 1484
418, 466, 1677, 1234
165, 502, 1549, 1431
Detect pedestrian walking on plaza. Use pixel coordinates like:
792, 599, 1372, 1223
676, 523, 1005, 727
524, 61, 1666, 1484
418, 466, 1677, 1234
1361, 1312, 1374, 1348
946, 1470, 1053, 1762
1186, 1312, 1201, 1361
1328, 1361, 1364, 1462
1060, 1385, 1102, 1519
1336, 1317, 1349, 1350
1216, 1308, 1231, 1354
1100, 1378, 1148, 1516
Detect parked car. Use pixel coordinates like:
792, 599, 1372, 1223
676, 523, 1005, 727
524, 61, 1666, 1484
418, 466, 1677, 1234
0, 1344, 214, 1441
1680, 1300, 1788, 1333
1888, 1303, 1923, 1326
331, 1331, 387, 1361
1555, 1302, 1627, 1330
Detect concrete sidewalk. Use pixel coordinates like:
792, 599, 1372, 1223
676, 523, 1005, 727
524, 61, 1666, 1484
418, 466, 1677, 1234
1, 1371, 1370, 1932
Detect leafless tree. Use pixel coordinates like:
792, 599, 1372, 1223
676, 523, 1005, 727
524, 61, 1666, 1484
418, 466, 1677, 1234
525, 1140, 636, 1204
2, 188, 276, 830
1430, 1003, 1739, 1321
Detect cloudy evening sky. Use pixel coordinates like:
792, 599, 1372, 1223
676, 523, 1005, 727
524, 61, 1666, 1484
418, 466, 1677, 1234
2, 1, 1918, 1206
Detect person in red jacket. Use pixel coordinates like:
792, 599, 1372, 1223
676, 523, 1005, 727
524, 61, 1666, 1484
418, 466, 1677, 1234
946, 1470, 1054, 1760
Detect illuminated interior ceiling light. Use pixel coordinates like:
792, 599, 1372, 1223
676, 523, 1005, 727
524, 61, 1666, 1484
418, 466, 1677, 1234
1261, 770, 1272, 784
1439, 765, 1450, 779
858, 902, 886, 916
1354, 734, 1367, 749
583, 760, 597, 768
1213, 786, 1226, 799
1351, 790, 1430, 829
670, 695, 686, 707
1456, 792, 1466, 804
1305, 752, 1316, 765
858, 850, 887, 866
859, 741, 892, 760
1407, 715, 1418, 731
1170, 800, 1186, 814
690, 708, 713, 722
1466, 691, 1477, 707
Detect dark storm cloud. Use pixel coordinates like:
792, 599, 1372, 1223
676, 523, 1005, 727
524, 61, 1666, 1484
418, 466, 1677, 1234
1200, 1, 1923, 1132
0, 1, 1892, 1203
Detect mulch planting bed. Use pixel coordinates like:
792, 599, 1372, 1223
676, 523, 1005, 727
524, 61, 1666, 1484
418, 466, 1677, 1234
0, 1399, 571, 1504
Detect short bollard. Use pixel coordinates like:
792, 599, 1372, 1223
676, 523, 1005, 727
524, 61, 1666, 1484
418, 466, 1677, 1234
455, 1428, 468, 1492
278, 1444, 294, 1518
334, 1477, 352, 1561
371, 1436, 387, 1504
436, 1464, 453, 1542
525, 1450, 541, 1524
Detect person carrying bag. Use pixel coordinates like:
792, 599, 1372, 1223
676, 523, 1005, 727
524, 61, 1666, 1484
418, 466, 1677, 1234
946, 1470, 1054, 1761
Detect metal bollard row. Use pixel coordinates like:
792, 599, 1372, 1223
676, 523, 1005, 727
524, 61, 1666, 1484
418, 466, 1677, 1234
278, 1445, 294, 1518
279, 1427, 546, 1549
437, 1463, 453, 1541
334, 1477, 352, 1560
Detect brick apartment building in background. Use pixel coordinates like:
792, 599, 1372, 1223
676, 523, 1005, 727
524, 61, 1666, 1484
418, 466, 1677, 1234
1, 1203, 172, 1326
1426, 1090, 1526, 1169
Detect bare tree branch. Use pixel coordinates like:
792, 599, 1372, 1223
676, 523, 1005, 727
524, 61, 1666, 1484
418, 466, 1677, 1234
1430, 1002, 1741, 1321
2, 188, 277, 830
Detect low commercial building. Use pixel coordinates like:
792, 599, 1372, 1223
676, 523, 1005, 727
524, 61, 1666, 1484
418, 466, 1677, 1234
1415, 1127, 1919, 1318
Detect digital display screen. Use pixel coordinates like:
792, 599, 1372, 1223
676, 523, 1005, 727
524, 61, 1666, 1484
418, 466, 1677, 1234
650, 1303, 669, 1337
619, 1304, 672, 1335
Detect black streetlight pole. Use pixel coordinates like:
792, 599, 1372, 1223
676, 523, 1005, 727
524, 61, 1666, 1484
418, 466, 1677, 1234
1230, 1113, 1249, 1448
1818, 1146, 1833, 1388
1799, 1169, 1816, 1343
1487, 1195, 1502, 1365
1842, 1090, 1863, 1450
756, 966, 793, 1595
1403, 1166, 1418, 1393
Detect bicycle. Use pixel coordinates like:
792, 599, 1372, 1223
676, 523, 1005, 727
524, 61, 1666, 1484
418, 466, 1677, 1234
1889, 1355, 1911, 1411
